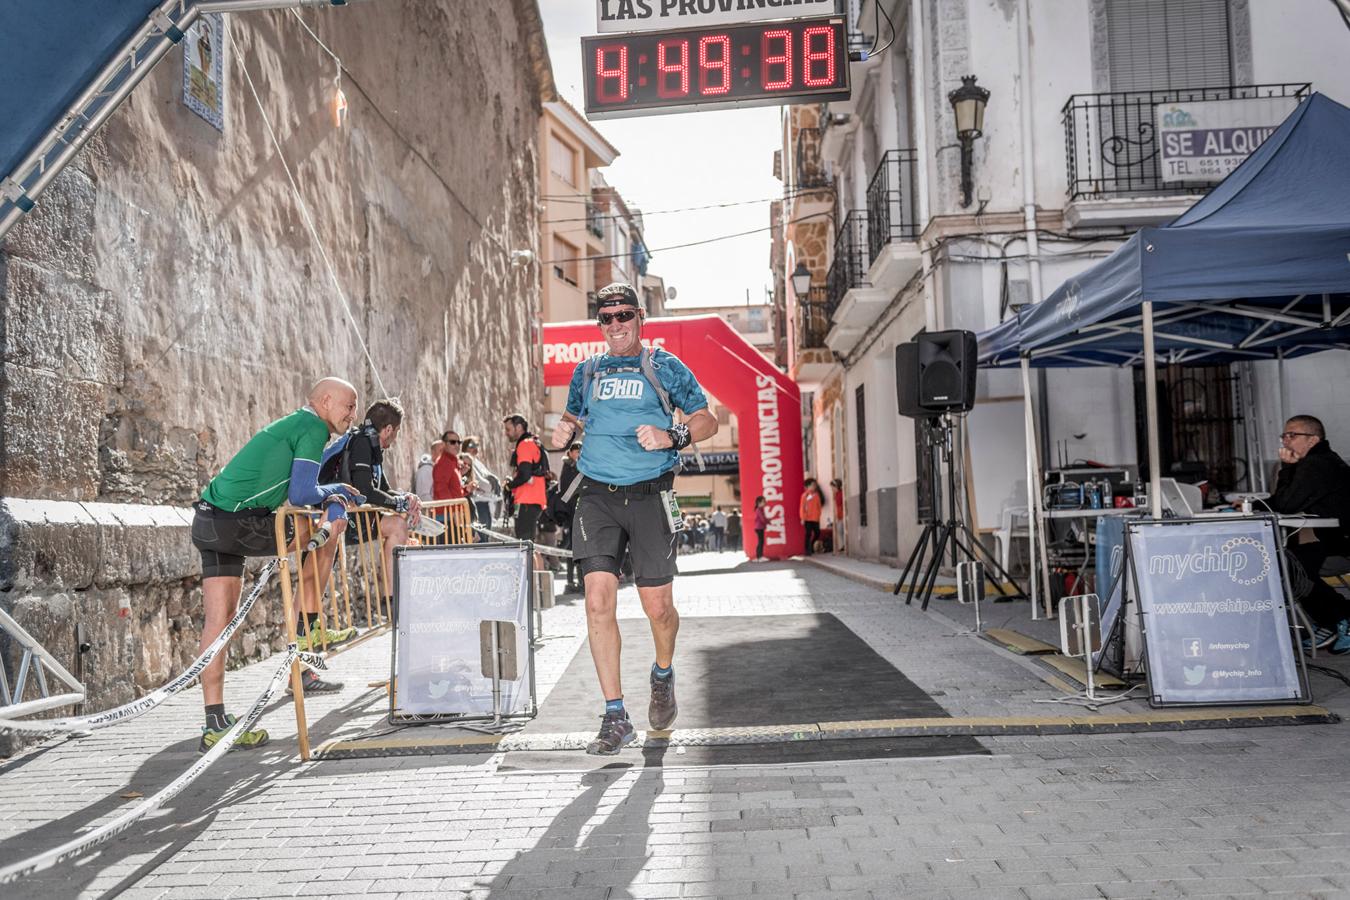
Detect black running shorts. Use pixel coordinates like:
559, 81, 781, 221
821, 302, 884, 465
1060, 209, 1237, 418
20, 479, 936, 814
191, 501, 284, 579
571, 477, 678, 588
514, 503, 542, 541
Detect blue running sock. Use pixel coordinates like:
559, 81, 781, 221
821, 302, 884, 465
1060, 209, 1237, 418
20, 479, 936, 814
652, 662, 673, 681
605, 698, 626, 717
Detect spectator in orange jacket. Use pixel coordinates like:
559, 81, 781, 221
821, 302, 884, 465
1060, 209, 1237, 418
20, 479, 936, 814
800, 477, 823, 556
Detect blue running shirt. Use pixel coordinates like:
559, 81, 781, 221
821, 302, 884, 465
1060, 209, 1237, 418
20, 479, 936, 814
565, 349, 709, 485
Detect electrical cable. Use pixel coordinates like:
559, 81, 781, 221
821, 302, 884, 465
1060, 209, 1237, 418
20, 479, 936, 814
232, 28, 390, 397
1308, 663, 1350, 687
541, 188, 824, 223
288, 9, 491, 236
871, 0, 897, 57
543, 211, 831, 266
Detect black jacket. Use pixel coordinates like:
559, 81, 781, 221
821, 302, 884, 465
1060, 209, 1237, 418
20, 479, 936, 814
346, 425, 398, 510
1268, 440, 1350, 549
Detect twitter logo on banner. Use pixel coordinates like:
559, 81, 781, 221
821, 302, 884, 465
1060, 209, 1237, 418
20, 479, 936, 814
1183, 664, 1207, 686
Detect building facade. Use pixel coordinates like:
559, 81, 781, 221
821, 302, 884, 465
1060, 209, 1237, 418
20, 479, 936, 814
777, 0, 1350, 564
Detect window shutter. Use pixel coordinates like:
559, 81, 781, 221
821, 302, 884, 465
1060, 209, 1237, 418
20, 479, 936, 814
1106, 0, 1232, 92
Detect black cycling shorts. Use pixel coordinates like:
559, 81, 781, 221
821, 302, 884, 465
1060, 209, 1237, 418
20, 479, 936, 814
191, 501, 288, 579
571, 478, 678, 588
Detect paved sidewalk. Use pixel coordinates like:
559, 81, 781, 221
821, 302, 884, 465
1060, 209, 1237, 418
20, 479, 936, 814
2, 553, 1348, 899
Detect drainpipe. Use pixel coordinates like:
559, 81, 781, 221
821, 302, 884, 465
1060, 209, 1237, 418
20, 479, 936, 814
1016, 0, 1042, 305
909, 0, 936, 331
1016, 0, 1051, 466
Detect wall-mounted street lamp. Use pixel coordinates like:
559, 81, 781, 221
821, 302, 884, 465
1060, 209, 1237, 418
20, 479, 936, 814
791, 261, 812, 297
948, 75, 990, 208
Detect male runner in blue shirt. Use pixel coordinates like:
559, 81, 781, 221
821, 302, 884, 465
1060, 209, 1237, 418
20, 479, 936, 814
552, 282, 718, 755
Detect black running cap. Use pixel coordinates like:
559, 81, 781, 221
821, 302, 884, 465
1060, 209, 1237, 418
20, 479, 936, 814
595, 282, 640, 309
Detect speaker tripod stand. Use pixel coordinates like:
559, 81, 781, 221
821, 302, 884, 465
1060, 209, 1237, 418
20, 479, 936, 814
892, 414, 1027, 610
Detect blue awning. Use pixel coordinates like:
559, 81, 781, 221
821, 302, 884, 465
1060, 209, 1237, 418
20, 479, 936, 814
0, 2, 161, 185
979, 92, 1350, 368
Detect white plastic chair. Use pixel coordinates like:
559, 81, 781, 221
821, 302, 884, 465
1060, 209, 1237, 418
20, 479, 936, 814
992, 505, 1030, 574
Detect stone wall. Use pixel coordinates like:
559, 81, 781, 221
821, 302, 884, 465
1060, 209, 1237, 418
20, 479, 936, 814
0, 0, 551, 735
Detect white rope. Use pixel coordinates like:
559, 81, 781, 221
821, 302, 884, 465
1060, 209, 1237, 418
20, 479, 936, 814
0, 561, 281, 734
472, 524, 574, 558
0, 645, 307, 885
229, 27, 389, 398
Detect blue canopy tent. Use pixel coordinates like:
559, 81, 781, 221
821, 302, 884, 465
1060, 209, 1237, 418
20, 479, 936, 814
976, 91, 1350, 615
0, 0, 363, 244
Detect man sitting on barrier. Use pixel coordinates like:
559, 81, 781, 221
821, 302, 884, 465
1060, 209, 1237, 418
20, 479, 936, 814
551, 281, 717, 755
1268, 414, 1350, 653
191, 376, 361, 752
321, 398, 422, 615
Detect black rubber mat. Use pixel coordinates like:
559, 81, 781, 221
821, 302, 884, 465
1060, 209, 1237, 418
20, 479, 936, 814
503, 613, 985, 768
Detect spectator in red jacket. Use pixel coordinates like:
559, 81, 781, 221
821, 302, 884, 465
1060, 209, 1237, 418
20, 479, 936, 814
432, 429, 467, 500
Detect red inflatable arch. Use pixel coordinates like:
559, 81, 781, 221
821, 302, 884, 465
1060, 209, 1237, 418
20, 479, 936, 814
542, 315, 804, 560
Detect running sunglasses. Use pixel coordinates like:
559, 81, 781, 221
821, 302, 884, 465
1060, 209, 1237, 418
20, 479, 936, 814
597, 309, 638, 326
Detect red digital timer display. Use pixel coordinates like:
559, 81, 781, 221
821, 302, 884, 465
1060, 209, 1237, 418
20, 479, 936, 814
582, 17, 850, 119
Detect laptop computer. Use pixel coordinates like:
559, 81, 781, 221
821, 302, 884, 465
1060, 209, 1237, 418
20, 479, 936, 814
1159, 477, 1239, 518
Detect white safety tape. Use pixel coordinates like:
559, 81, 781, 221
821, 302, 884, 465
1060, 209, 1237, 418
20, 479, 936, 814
0, 560, 280, 734
0, 645, 298, 885
472, 524, 574, 558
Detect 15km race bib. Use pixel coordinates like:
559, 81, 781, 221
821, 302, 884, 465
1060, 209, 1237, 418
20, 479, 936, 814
597, 377, 645, 401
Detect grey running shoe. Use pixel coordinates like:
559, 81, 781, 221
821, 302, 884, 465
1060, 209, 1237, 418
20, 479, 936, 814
649, 670, 678, 731
287, 668, 344, 694
586, 712, 635, 756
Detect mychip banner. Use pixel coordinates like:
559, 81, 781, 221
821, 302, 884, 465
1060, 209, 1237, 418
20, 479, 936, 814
1093, 514, 1132, 668
392, 543, 535, 719
1126, 517, 1306, 707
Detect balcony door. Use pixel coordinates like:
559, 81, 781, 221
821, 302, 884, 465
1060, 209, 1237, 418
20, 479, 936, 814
1099, 0, 1233, 193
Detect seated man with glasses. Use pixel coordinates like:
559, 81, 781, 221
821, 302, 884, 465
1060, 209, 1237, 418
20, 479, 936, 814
1268, 415, 1350, 653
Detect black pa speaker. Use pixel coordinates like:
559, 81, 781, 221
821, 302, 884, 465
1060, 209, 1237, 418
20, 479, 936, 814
895, 330, 978, 417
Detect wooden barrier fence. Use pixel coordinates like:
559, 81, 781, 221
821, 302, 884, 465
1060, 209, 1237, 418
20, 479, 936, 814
272, 498, 475, 758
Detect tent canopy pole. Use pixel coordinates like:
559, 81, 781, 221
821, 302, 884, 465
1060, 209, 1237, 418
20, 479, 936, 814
1142, 301, 1163, 518
1022, 356, 1054, 618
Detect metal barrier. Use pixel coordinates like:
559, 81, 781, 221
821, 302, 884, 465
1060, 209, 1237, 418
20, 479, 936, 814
419, 498, 476, 546
273, 498, 475, 759
0, 608, 86, 721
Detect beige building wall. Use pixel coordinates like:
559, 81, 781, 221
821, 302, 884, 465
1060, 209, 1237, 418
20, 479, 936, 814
538, 101, 617, 428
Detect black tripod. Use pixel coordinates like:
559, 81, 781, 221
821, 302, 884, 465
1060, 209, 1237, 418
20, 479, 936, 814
892, 414, 1027, 609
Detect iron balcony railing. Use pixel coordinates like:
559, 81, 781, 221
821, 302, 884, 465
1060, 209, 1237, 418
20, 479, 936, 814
794, 126, 832, 191
798, 286, 833, 350
1062, 83, 1311, 200
825, 210, 869, 315
864, 149, 919, 264
586, 201, 605, 239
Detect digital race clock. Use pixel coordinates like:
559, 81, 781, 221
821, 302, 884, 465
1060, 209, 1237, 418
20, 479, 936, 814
582, 16, 850, 120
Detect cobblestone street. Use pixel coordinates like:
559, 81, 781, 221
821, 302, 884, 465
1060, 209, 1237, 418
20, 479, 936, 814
2, 554, 1349, 899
